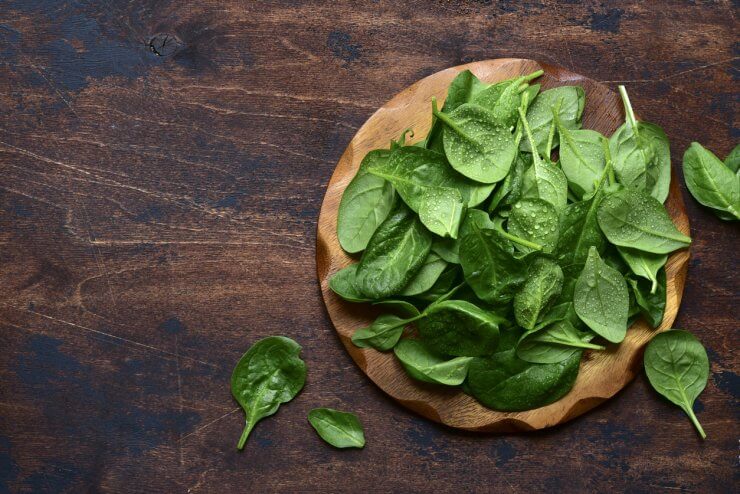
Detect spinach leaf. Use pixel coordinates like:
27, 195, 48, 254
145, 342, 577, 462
556, 119, 607, 199
308, 408, 365, 448
459, 222, 527, 304
400, 252, 448, 296
471, 70, 542, 127
488, 153, 529, 214
394, 338, 473, 385
618, 246, 667, 294
507, 198, 560, 254
337, 150, 397, 253
329, 264, 371, 303
434, 100, 518, 183
431, 236, 460, 264
417, 299, 504, 357
231, 336, 307, 450
513, 258, 564, 330
724, 143, 740, 173
372, 299, 421, 318
573, 247, 629, 343
413, 264, 461, 302
597, 188, 692, 254
644, 330, 709, 439
351, 312, 423, 351
627, 269, 666, 328
520, 86, 585, 155
355, 203, 433, 299
517, 320, 604, 364
467, 341, 581, 411
682, 142, 740, 221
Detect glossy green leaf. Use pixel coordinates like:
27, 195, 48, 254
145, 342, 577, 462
351, 312, 422, 351
573, 247, 629, 343
724, 143, 740, 173
627, 269, 666, 328
644, 330, 709, 439
329, 264, 371, 303
513, 258, 564, 330
400, 252, 448, 296
618, 246, 667, 294
488, 153, 529, 214
394, 338, 473, 385
308, 408, 365, 448
231, 336, 306, 450
597, 188, 692, 254
682, 142, 740, 221
417, 300, 503, 357
556, 122, 607, 199
520, 86, 585, 155
517, 320, 604, 364
507, 198, 560, 253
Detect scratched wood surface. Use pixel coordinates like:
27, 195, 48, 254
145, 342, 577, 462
0, 1, 737, 492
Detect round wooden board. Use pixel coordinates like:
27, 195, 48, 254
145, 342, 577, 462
316, 58, 690, 432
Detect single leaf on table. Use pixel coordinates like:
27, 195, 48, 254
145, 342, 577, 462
329, 264, 371, 303
618, 246, 667, 294
417, 299, 504, 357
355, 203, 433, 299
394, 338, 473, 385
231, 336, 307, 450
467, 339, 582, 412
597, 188, 691, 254
507, 198, 560, 254
517, 320, 605, 364
682, 142, 740, 221
308, 408, 365, 449
627, 269, 666, 328
724, 143, 740, 173
573, 247, 630, 343
337, 149, 396, 253
520, 86, 585, 155
513, 257, 564, 330
435, 101, 518, 183
400, 252, 448, 296
644, 330, 709, 439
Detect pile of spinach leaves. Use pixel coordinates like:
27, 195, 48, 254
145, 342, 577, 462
333, 70, 693, 412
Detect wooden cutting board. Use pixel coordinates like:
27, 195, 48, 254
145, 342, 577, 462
316, 58, 690, 432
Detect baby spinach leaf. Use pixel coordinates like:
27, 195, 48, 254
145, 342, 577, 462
434, 101, 518, 183
417, 299, 504, 357
459, 222, 527, 304
351, 311, 424, 351
394, 338, 474, 385
337, 150, 397, 253
520, 86, 585, 155
400, 252, 448, 296
507, 198, 560, 254
488, 153, 529, 214
432, 236, 460, 264
514, 258, 564, 330
533, 302, 573, 331
644, 330, 709, 439
231, 336, 307, 450
467, 342, 582, 411
639, 122, 672, 203
308, 408, 365, 448
413, 264, 461, 302
517, 320, 604, 364
724, 143, 740, 173
329, 264, 371, 303
555, 185, 608, 266
471, 70, 542, 128
355, 203, 433, 299
556, 120, 607, 199
372, 299, 421, 318
597, 188, 692, 254
627, 269, 666, 328
618, 246, 667, 294
682, 142, 740, 221
573, 247, 629, 343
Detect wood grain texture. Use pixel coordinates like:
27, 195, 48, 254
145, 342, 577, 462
317, 58, 690, 431
0, 1, 737, 492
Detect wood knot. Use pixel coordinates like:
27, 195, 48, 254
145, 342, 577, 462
148, 33, 182, 57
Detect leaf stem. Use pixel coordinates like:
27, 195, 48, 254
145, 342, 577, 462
518, 105, 542, 165
522, 69, 544, 82
546, 97, 564, 158
496, 227, 543, 251
618, 85, 639, 134
602, 138, 616, 185
563, 340, 606, 351
683, 405, 707, 439
237, 421, 254, 450
432, 97, 475, 142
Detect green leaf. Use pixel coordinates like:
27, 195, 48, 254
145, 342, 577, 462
337, 150, 397, 253
644, 330, 709, 439
513, 258, 564, 330
517, 320, 605, 364
520, 86, 585, 155
724, 143, 740, 173
355, 203, 433, 299
507, 198, 560, 254
556, 124, 607, 199
400, 252, 448, 296
573, 247, 629, 343
431, 236, 460, 264
627, 270, 666, 328
467, 338, 582, 411
597, 188, 691, 254
682, 142, 740, 221
555, 186, 608, 266
417, 299, 503, 357
351, 312, 422, 351
435, 102, 518, 183
372, 299, 421, 318
618, 246, 667, 294
308, 408, 365, 448
394, 339, 473, 385
231, 336, 306, 450
488, 153, 528, 214
329, 264, 371, 303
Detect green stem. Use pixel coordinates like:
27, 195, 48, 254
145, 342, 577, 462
618, 85, 639, 134
683, 405, 707, 439
496, 227, 543, 251
518, 106, 542, 166
237, 421, 254, 450
650, 278, 658, 295
546, 97, 564, 158
559, 340, 606, 351
522, 69, 544, 82
432, 98, 476, 143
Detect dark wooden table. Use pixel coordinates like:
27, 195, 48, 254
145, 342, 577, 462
0, 1, 737, 492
